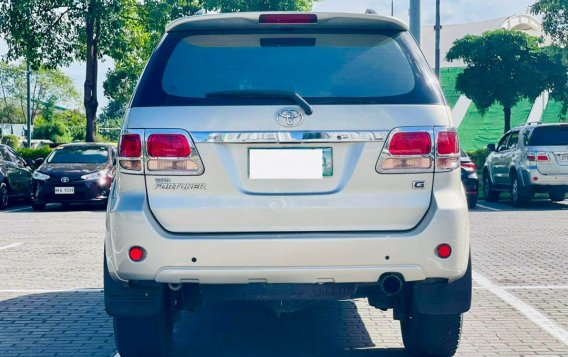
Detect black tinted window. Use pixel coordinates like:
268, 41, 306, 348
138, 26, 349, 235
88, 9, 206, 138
529, 126, 568, 146
133, 31, 442, 107
47, 146, 109, 164
507, 132, 519, 149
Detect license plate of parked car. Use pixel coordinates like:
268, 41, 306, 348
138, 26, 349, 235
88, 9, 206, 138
558, 154, 568, 162
249, 148, 333, 179
54, 187, 75, 194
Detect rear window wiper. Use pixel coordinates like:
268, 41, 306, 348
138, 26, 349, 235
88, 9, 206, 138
205, 90, 313, 115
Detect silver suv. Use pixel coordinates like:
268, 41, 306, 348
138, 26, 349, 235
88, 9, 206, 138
483, 123, 568, 206
104, 12, 471, 357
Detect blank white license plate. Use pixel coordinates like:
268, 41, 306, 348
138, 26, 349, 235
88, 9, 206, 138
249, 149, 323, 179
55, 187, 74, 194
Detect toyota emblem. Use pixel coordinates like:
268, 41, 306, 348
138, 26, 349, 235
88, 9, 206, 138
61, 177, 70, 183
276, 109, 304, 127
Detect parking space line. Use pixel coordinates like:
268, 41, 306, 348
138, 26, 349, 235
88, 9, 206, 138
476, 203, 501, 211
0, 288, 102, 293
473, 271, 568, 346
1, 207, 32, 212
0, 243, 23, 251
474, 285, 568, 290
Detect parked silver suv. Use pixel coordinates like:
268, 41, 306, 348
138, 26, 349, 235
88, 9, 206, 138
483, 123, 568, 206
104, 12, 471, 357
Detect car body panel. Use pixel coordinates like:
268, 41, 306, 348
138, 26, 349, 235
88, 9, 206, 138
0, 144, 33, 199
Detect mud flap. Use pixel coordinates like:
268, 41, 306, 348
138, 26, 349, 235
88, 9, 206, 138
412, 257, 472, 315
104, 257, 165, 317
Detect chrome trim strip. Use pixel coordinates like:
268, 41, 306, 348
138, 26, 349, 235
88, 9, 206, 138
191, 131, 389, 143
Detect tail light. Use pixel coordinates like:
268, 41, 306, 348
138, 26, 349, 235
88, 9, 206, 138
461, 162, 477, 173
377, 127, 460, 173
118, 133, 143, 172
528, 152, 550, 162
118, 130, 204, 175
435, 129, 460, 171
146, 131, 204, 175
377, 129, 433, 173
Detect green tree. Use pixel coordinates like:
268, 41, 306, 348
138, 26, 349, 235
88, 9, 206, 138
446, 29, 565, 132
531, 0, 568, 115
0, 0, 136, 142
0, 62, 79, 125
531, 0, 568, 46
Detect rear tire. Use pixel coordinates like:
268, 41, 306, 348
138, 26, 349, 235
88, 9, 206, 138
32, 202, 46, 211
549, 191, 566, 202
0, 183, 9, 210
401, 313, 462, 357
107, 257, 174, 357
483, 173, 499, 202
114, 307, 173, 357
510, 175, 530, 207
467, 195, 477, 209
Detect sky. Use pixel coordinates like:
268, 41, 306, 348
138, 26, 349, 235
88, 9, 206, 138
1, 0, 537, 111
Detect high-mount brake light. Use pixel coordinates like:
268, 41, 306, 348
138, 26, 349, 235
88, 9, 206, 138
118, 133, 143, 172
259, 14, 318, 24
147, 134, 191, 158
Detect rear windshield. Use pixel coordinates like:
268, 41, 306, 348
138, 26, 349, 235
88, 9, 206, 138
47, 146, 109, 164
529, 126, 568, 146
132, 31, 442, 107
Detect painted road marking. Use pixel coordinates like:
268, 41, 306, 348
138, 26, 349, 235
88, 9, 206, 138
476, 203, 501, 211
1, 207, 32, 212
0, 243, 23, 251
0, 288, 102, 293
473, 271, 568, 346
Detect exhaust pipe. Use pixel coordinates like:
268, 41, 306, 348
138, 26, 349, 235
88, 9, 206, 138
379, 274, 404, 296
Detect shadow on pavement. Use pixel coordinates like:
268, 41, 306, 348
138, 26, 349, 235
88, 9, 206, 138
476, 199, 568, 212
0, 292, 408, 356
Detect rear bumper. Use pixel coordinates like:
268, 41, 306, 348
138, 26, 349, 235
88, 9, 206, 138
105, 173, 470, 285
521, 168, 568, 189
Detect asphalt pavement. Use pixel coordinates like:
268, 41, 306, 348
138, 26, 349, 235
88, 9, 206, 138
1, 200, 567, 356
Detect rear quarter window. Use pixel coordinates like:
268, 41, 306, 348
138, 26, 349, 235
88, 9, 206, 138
529, 126, 568, 146
133, 31, 442, 107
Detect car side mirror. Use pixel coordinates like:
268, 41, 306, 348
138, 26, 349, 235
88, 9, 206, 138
34, 158, 45, 167
25, 159, 34, 167
486, 144, 496, 152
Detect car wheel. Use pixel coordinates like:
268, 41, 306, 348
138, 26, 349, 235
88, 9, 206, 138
510, 176, 529, 207
549, 191, 566, 202
467, 195, 478, 209
0, 183, 9, 210
401, 313, 462, 357
483, 174, 499, 202
32, 203, 46, 211
113, 305, 173, 357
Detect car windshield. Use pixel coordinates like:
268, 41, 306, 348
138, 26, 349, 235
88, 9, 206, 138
529, 126, 568, 146
47, 146, 109, 164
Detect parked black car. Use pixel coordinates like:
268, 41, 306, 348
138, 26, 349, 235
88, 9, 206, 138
0, 144, 33, 209
31, 143, 116, 210
461, 150, 478, 208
